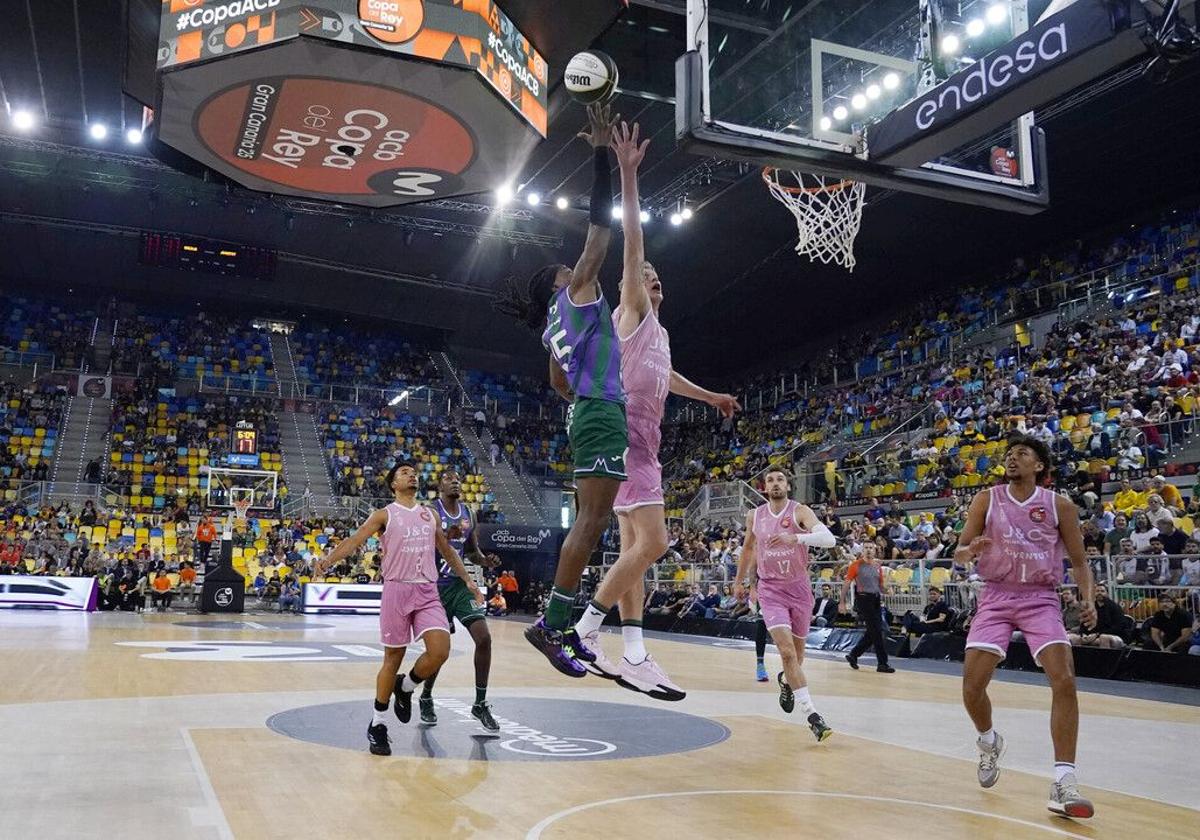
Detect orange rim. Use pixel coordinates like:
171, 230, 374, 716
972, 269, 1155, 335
762, 166, 855, 195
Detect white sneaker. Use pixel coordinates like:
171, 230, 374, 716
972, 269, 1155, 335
976, 732, 1005, 788
577, 630, 621, 679
616, 654, 686, 701
1048, 773, 1094, 819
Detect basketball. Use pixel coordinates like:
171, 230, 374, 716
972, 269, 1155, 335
565, 50, 619, 104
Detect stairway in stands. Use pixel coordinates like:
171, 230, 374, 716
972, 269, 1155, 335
431, 351, 549, 525
279, 408, 340, 516
268, 330, 299, 395
46, 315, 115, 501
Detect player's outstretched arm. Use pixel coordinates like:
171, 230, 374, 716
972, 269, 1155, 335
612, 121, 651, 322
953, 490, 991, 567
313, 508, 387, 576
1056, 492, 1096, 625
549, 357, 574, 403
435, 527, 484, 605
569, 103, 618, 303
782, 504, 836, 548
668, 371, 741, 418
465, 520, 500, 568
734, 510, 757, 600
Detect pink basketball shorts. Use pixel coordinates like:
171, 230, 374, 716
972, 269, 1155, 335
614, 418, 663, 513
965, 584, 1068, 665
379, 581, 450, 648
757, 577, 814, 638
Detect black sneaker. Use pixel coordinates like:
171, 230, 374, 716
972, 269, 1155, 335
877, 664, 896, 673
367, 722, 391, 755
808, 712, 833, 742
472, 701, 500, 733
524, 619, 587, 678
419, 696, 437, 725
393, 673, 413, 723
777, 671, 795, 714
845, 654, 859, 670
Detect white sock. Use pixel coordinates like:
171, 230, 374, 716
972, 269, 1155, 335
795, 686, 816, 716
978, 728, 996, 746
574, 600, 610, 638
622, 624, 647, 663
371, 706, 388, 727
1054, 762, 1075, 783
401, 674, 417, 693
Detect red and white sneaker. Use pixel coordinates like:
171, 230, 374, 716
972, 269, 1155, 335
577, 630, 622, 679
616, 654, 686, 702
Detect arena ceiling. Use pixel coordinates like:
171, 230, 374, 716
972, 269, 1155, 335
1, 1, 1200, 378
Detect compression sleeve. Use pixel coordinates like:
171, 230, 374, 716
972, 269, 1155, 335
589, 147, 613, 228
796, 522, 836, 548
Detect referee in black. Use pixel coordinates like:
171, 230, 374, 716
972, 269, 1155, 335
840, 542, 895, 673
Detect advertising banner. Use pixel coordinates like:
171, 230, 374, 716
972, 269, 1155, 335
0, 576, 98, 611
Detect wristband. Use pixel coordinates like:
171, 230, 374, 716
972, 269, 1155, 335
589, 147, 613, 228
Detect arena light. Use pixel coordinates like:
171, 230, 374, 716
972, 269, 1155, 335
12, 110, 35, 131
851, 93, 867, 111
89, 123, 108, 141
669, 212, 683, 226
125, 128, 143, 144
832, 105, 848, 121
986, 3, 1008, 26
526, 191, 541, 206
388, 390, 410, 406
639, 210, 650, 224
941, 33, 961, 54
680, 207, 693, 221
966, 18, 985, 38
495, 183, 515, 205
865, 84, 881, 101
883, 72, 901, 91
819, 116, 832, 131
611, 205, 622, 220
555, 196, 569, 210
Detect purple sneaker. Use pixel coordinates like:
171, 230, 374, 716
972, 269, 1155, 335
525, 619, 587, 678
562, 628, 596, 664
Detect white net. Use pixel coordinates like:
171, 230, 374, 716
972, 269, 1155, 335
763, 168, 866, 272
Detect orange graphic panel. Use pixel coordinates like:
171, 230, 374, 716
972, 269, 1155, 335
359, 0, 425, 44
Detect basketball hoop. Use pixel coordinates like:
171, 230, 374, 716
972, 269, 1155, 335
762, 167, 866, 272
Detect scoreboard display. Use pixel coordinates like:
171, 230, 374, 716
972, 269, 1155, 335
229, 421, 260, 467
139, 232, 276, 280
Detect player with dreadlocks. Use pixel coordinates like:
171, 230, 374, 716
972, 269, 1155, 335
493, 103, 645, 678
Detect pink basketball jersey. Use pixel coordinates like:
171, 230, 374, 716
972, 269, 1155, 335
979, 484, 1065, 587
751, 500, 811, 582
612, 306, 671, 429
379, 502, 438, 583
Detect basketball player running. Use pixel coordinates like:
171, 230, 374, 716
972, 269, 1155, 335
570, 253, 740, 698
417, 469, 502, 732
735, 469, 835, 741
313, 462, 484, 755
494, 107, 643, 678
955, 435, 1096, 818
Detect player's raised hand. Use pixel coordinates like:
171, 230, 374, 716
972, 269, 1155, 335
578, 102, 618, 149
1079, 598, 1098, 631
611, 121, 650, 171
484, 553, 502, 569
709, 392, 742, 418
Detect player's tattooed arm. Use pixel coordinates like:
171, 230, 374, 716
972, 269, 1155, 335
435, 527, 485, 604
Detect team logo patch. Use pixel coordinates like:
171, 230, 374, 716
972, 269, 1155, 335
782, 517, 791, 528
1029, 506, 1047, 524
420, 509, 432, 522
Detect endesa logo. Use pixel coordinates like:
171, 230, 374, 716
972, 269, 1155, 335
914, 23, 1067, 130
175, 0, 280, 32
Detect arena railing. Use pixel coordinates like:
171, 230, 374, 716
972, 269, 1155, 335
196, 373, 450, 411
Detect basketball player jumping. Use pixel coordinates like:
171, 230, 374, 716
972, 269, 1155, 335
570, 255, 739, 696
313, 462, 484, 755
954, 435, 1096, 818
735, 468, 834, 741
493, 106, 639, 678
416, 469, 502, 732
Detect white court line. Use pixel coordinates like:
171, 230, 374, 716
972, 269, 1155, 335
180, 728, 235, 840
524, 790, 1090, 839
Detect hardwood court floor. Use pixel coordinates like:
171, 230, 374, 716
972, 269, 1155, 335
0, 610, 1195, 840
